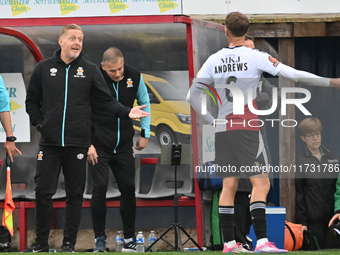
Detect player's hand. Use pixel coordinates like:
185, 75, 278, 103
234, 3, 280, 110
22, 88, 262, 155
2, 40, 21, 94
4, 141, 22, 162
301, 225, 307, 232
87, 145, 98, 165
330, 78, 340, 88
129, 105, 150, 119
134, 137, 149, 151
329, 213, 340, 227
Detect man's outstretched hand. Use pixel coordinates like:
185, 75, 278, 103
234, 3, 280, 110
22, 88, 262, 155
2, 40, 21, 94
129, 105, 150, 119
330, 78, 340, 88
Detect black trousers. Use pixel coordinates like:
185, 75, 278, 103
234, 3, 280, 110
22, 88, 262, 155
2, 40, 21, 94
89, 148, 136, 239
34, 146, 87, 246
308, 221, 329, 249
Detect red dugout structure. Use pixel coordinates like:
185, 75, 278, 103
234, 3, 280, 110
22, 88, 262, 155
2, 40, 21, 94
0, 15, 228, 250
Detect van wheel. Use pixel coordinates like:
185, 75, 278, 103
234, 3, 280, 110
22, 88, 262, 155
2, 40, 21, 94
157, 126, 176, 146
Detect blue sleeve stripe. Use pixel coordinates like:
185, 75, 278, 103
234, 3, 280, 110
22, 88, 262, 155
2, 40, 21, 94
136, 74, 151, 138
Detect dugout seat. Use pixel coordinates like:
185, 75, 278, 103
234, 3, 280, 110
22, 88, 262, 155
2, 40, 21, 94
0, 155, 36, 200
136, 155, 194, 199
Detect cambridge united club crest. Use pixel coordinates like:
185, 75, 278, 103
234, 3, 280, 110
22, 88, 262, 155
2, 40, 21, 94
74, 67, 86, 78
127, 78, 133, 88
37, 151, 43, 160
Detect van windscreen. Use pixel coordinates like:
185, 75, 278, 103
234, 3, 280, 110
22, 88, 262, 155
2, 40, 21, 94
149, 81, 186, 101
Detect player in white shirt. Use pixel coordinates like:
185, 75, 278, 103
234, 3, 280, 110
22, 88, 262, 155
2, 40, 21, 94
187, 12, 340, 253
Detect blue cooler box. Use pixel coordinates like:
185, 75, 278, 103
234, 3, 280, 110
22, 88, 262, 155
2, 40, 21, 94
248, 207, 286, 249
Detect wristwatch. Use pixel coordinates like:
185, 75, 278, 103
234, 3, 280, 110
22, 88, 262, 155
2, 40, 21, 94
6, 136, 17, 142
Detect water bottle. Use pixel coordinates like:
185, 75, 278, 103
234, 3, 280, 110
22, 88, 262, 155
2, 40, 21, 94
136, 231, 145, 253
148, 230, 157, 252
116, 231, 124, 252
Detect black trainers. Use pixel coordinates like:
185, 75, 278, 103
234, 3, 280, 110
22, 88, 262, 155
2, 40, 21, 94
22, 242, 49, 253
122, 236, 137, 253
61, 242, 75, 253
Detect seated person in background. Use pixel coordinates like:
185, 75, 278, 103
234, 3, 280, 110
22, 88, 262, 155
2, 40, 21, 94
295, 117, 339, 249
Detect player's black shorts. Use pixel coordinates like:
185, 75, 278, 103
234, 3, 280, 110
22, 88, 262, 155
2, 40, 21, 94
215, 130, 268, 178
